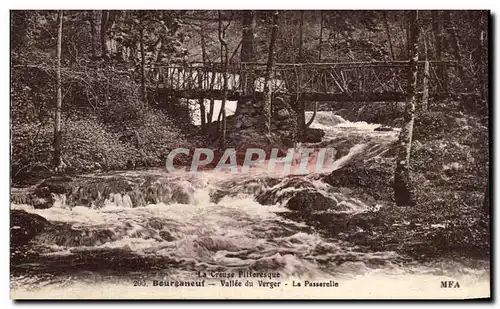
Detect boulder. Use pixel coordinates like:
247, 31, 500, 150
256, 177, 317, 205
159, 230, 175, 241
11, 210, 51, 245
140, 179, 194, 205
210, 189, 230, 204
374, 126, 394, 132
333, 102, 405, 127
37, 176, 74, 195
32, 187, 54, 209
286, 191, 339, 213
323, 165, 393, 202
304, 128, 325, 143
11, 186, 55, 209
171, 181, 195, 204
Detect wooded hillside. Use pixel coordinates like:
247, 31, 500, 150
11, 10, 489, 185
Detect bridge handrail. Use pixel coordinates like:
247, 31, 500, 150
148, 60, 458, 69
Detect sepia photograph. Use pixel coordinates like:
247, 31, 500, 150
9, 9, 490, 299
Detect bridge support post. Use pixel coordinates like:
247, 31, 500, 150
198, 67, 206, 133
296, 94, 306, 141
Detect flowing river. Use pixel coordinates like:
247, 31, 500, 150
10, 111, 490, 299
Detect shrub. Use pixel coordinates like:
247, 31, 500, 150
62, 119, 133, 171
133, 110, 189, 167
413, 111, 451, 141
12, 122, 54, 182
11, 63, 196, 183
11, 119, 132, 183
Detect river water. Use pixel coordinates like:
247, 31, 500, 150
10, 111, 490, 299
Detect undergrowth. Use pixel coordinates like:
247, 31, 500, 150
323, 103, 490, 259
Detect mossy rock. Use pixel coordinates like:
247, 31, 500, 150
11, 187, 54, 209
286, 191, 340, 213
11, 210, 51, 245
324, 164, 394, 202
256, 177, 317, 205
37, 176, 74, 195
303, 128, 325, 143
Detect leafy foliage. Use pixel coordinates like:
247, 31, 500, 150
10, 10, 489, 191
12, 109, 190, 184
323, 101, 489, 259
12, 119, 128, 182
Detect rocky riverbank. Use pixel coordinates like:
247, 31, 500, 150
10, 103, 489, 262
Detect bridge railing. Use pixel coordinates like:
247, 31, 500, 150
146, 60, 458, 99
273, 61, 458, 96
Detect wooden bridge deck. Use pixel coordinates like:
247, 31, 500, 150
147, 61, 458, 102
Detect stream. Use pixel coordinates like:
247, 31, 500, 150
10, 111, 490, 299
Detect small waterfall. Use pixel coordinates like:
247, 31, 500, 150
10, 110, 489, 298
305, 111, 346, 128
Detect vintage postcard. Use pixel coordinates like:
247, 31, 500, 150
10, 9, 490, 299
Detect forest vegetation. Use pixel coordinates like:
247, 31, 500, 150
10, 9, 490, 262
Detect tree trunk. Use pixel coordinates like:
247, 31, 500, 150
88, 10, 97, 59
240, 10, 255, 94
446, 12, 465, 89
400, 11, 409, 58
198, 32, 207, 133
298, 10, 304, 62
318, 11, 324, 62
305, 102, 318, 127
422, 37, 430, 111
218, 11, 230, 148
198, 97, 206, 133
394, 10, 419, 207
263, 11, 279, 134
442, 11, 450, 51
153, 36, 163, 63
53, 10, 64, 170
100, 10, 109, 59
140, 27, 146, 103
297, 10, 306, 140
208, 98, 215, 132
431, 11, 444, 91
382, 11, 395, 60
473, 12, 487, 101
201, 34, 208, 63
483, 177, 489, 215
207, 62, 216, 133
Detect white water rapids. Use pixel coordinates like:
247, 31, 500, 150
10, 111, 490, 299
